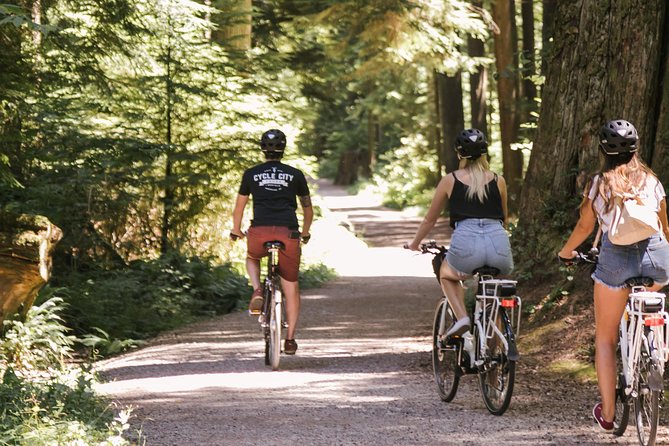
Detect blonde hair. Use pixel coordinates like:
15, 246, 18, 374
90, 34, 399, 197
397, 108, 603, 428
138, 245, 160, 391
596, 152, 654, 213
460, 156, 491, 203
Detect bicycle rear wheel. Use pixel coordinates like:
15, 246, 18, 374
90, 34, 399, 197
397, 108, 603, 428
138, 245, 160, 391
432, 299, 460, 401
634, 339, 661, 446
613, 345, 629, 436
267, 286, 282, 371
478, 307, 516, 416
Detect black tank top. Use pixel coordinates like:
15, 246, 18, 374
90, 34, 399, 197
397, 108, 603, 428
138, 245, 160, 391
449, 172, 505, 228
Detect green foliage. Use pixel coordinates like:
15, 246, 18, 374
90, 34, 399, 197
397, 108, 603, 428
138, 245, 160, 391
299, 262, 337, 289
0, 299, 137, 445
49, 253, 249, 343
374, 133, 438, 209
0, 298, 75, 373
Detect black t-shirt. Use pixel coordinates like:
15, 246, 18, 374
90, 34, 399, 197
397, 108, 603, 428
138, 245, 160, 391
448, 172, 504, 228
238, 161, 310, 229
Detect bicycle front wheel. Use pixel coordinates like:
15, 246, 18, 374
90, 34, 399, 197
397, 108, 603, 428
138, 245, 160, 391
267, 287, 283, 371
634, 339, 661, 446
477, 306, 516, 416
432, 299, 460, 402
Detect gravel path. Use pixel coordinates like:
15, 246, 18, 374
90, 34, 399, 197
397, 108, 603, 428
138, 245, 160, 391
96, 180, 667, 446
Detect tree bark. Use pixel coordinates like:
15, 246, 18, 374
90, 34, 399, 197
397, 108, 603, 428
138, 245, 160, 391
468, 9, 488, 134
0, 212, 62, 324
211, 0, 252, 50
491, 0, 523, 211
518, 0, 666, 266
364, 113, 379, 178
541, 0, 557, 76
432, 70, 443, 177
520, 0, 537, 126
437, 71, 465, 175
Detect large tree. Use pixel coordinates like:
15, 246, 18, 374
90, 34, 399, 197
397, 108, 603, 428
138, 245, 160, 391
491, 0, 523, 210
517, 0, 668, 271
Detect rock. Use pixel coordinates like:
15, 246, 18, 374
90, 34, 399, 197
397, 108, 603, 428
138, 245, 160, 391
0, 211, 62, 323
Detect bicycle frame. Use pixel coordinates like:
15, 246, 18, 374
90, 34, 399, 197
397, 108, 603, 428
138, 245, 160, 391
437, 274, 521, 370
471, 277, 521, 367
619, 287, 669, 398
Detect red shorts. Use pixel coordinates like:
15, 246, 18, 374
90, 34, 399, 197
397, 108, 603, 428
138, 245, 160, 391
247, 226, 301, 282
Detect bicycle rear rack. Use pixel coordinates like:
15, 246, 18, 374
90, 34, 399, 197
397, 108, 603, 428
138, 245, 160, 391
628, 288, 669, 363
477, 277, 522, 336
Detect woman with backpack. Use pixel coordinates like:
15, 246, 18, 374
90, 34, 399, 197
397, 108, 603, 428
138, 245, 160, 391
558, 119, 669, 431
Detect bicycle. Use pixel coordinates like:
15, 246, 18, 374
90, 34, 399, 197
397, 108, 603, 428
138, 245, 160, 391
258, 241, 287, 371
564, 252, 669, 446
413, 240, 522, 415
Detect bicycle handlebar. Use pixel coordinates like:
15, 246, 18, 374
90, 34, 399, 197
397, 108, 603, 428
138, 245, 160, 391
557, 249, 599, 266
403, 240, 445, 254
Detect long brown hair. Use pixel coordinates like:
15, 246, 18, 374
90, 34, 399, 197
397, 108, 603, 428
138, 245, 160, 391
595, 152, 655, 212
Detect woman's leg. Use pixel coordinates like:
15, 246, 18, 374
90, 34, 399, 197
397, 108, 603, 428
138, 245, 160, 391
439, 260, 468, 320
593, 282, 629, 422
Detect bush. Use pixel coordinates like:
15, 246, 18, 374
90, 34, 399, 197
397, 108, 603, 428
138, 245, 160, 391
48, 253, 250, 344
0, 299, 138, 445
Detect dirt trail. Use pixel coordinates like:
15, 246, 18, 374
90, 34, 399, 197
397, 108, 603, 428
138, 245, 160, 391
97, 180, 663, 446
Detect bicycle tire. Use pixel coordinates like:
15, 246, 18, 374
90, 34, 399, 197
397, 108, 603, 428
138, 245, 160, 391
263, 282, 272, 366
268, 286, 282, 371
613, 344, 629, 436
432, 299, 460, 402
634, 336, 661, 446
477, 306, 516, 415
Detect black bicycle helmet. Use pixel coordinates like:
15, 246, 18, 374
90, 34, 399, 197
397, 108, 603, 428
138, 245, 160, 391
454, 128, 488, 159
260, 129, 287, 152
599, 119, 638, 155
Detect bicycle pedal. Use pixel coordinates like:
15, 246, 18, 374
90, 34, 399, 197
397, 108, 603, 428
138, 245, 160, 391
248, 309, 261, 316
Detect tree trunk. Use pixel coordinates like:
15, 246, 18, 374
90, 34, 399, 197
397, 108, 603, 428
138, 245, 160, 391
335, 150, 359, 185
0, 212, 62, 325
437, 71, 464, 175
468, 5, 488, 134
211, 0, 252, 50
161, 43, 174, 255
520, 0, 537, 127
364, 113, 378, 178
651, 29, 669, 186
492, 0, 523, 211
432, 70, 443, 177
518, 0, 667, 268
541, 0, 557, 76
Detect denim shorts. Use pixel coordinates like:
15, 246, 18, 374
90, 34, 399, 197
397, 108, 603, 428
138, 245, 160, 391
446, 219, 514, 275
593, 233, 669, 289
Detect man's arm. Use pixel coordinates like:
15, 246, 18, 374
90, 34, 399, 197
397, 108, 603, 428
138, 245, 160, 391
231, 194, 249, 238
300, 194, 313, 238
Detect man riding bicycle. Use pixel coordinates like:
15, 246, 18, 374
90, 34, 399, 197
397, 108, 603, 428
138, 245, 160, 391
231, 129, 313, 355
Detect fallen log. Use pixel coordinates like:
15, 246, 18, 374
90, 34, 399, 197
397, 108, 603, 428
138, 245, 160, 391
0, 212, 62, 324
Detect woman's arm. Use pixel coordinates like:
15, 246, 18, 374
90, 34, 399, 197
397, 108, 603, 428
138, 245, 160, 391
407, 174, 453, 250
497, 175, 509, 224
659, 198, 669, 240
558, 197, 597, 259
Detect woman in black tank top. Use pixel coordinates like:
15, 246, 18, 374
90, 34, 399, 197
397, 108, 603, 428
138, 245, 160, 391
407, 129, 514, 337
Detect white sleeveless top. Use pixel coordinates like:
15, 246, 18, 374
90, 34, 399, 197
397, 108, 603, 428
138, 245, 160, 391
587, 174, 665, 234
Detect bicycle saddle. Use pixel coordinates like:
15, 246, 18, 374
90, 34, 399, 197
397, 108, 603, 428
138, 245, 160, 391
263, 240, 285, 249
473, 266, 500, 276
625, 276, 654, 288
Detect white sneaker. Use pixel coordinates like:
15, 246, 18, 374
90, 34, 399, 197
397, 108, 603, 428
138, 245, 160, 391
446, 316, 471, 337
